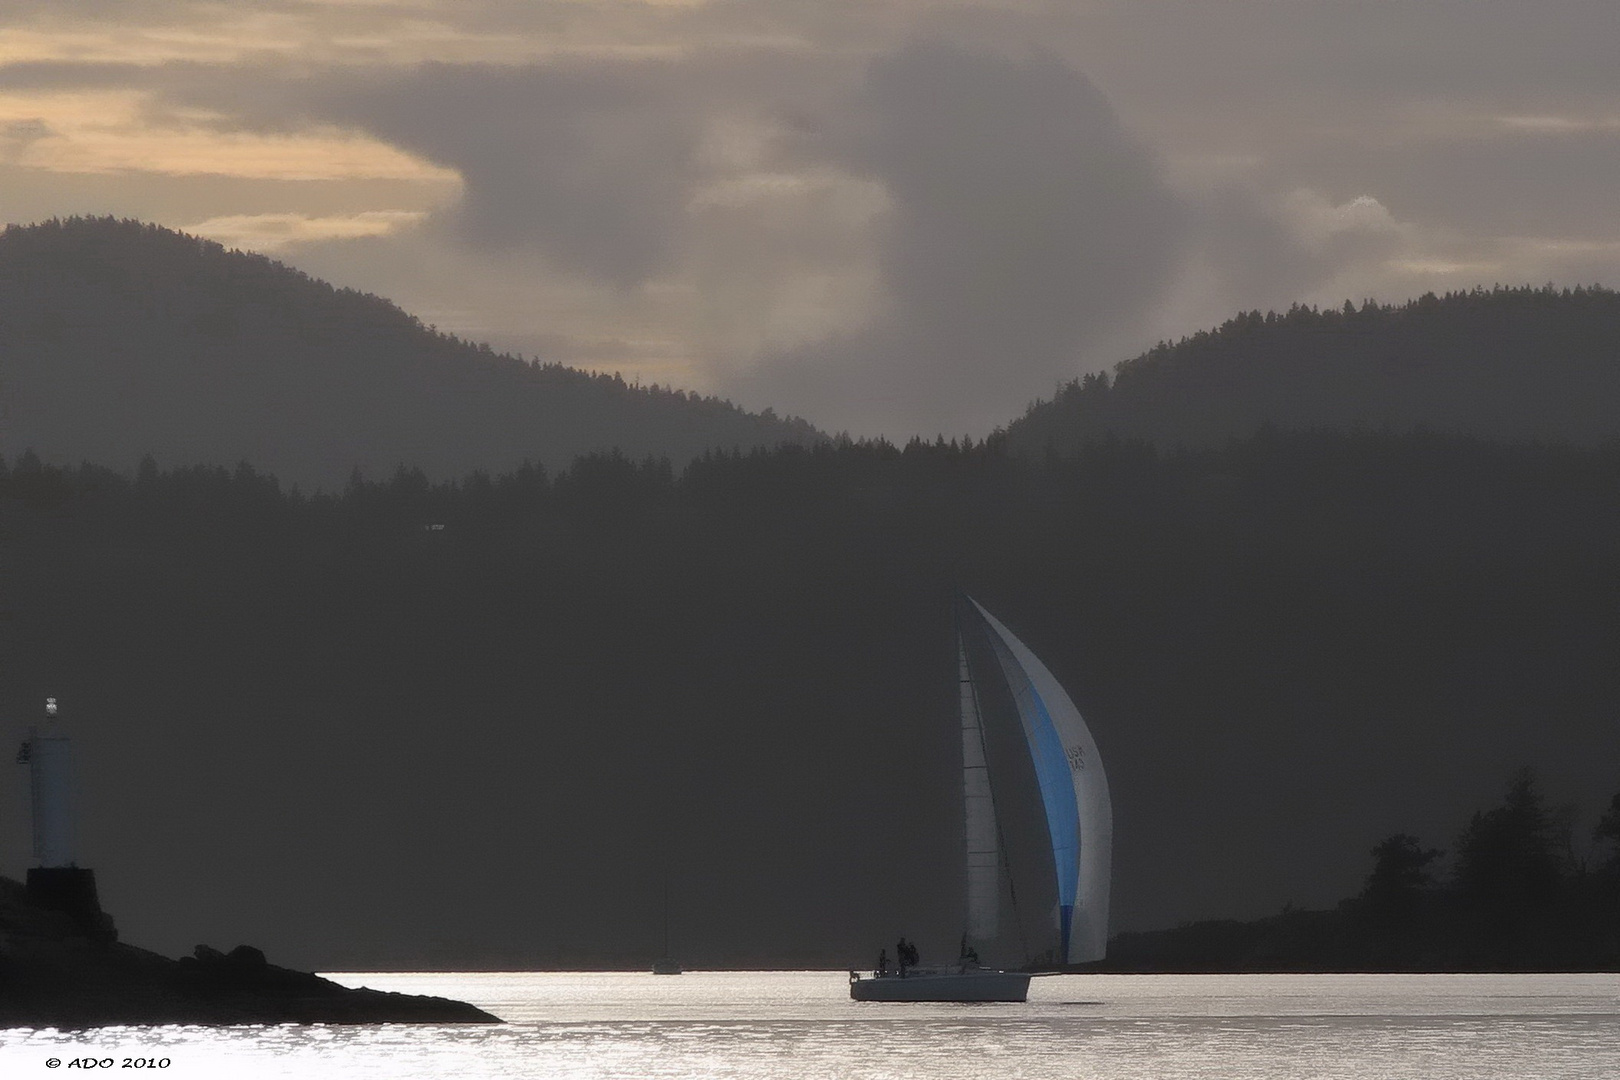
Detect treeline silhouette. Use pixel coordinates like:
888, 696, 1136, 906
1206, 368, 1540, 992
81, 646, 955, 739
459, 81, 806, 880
1009, 286, 1620, 452
1104, 771, 1620, 971
0, 218, 819, 490
0, 429, 1616, 970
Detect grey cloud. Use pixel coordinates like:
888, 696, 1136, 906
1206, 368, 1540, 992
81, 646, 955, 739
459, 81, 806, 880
0, 1, 196, 22
750, 41, 1186, 436
0, 51, 720, 288
1071, 0, 1620, 126
265, 40, 1200, 435
1286, 128, 1620, 240
1176, 188, 1355, 320
0, 118, 53, 162
301, 62, 709, 287
167, 41, 1309, 437
0, 61, 155, 91
1153, 184, 1408, 345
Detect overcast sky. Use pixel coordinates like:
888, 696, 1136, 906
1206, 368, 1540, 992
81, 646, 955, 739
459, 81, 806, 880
2, 1, 1616, 437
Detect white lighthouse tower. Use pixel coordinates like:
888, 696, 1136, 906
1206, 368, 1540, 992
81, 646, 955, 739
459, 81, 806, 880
25, 696, 75, 867
16, 697, 115, 940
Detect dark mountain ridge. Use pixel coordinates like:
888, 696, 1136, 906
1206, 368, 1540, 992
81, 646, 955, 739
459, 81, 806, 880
0, 217, 819, 490
1008, 287, 1620, 453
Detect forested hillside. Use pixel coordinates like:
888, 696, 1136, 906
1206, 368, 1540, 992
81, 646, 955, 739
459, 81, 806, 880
1, 432, 1615, 970
1105, 773, 1620, 972
0, 218, 819, 489
1008, 287, 1620, 452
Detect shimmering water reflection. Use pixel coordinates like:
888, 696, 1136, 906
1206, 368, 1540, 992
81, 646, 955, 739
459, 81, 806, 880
3, 971, 1618, 1079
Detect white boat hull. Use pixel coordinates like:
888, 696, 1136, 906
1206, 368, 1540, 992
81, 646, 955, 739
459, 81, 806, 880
848, 969, 1030, 1002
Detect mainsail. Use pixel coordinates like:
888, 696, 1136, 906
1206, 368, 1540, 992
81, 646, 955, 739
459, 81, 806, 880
959, 633, 999, 941
967, 599, 1113, 965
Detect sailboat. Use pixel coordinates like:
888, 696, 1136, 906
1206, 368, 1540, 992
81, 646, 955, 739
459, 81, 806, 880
848, 597, 1112, 1002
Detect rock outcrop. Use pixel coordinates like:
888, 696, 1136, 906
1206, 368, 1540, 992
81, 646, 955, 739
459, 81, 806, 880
0, 875, 500, 1027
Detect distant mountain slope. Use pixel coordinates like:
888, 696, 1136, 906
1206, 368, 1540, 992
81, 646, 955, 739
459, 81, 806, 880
0, 218, 819, 488
1007, 288, 1620, 452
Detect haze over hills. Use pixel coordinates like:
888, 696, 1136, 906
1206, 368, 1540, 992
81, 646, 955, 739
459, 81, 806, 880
0, 218, 820, 490
1007, 287, 1620, 454
8, 219, 1620, 491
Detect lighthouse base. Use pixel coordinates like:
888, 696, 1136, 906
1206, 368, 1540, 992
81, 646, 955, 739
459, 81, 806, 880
27, 867, 118, 943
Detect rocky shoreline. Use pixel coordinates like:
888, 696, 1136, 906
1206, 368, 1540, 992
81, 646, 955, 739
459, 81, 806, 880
0, 875, 501, 1028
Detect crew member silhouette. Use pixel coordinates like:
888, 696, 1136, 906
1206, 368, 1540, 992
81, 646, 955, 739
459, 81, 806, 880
896, 937, 919, 974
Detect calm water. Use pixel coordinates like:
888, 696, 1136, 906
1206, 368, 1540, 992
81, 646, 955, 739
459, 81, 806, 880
3, 971, 1618, 1078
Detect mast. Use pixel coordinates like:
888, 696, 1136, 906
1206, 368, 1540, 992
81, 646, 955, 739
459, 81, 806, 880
959, 624, 999, 943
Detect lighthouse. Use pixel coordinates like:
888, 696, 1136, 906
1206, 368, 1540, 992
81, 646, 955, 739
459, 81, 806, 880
16, 697, 116, 940
25, 696, 75, 867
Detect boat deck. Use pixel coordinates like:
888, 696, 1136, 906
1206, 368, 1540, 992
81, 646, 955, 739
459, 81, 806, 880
848, 967, 1031, 1002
